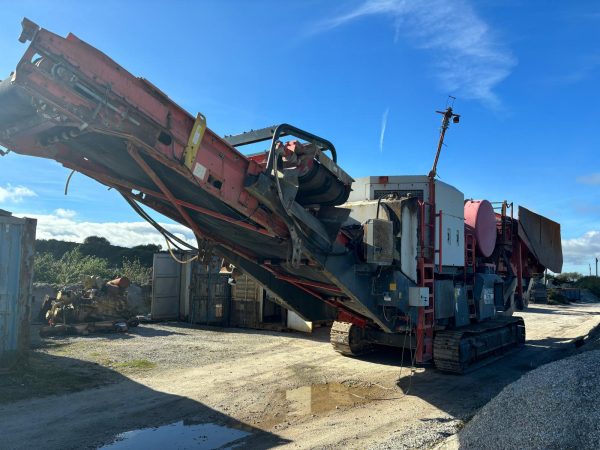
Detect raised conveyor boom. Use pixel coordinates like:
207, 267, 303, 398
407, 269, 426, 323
0, 19, 378, 327
0, 19, 563, 373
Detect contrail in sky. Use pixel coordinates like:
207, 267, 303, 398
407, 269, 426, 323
379, 107, 389, 153
313, 0, 515, 108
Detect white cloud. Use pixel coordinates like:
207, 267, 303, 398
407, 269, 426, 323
0, 184, 37, 203
562, 230, 600, 266
315, 0, 515, 107
379, 107, 389, 153
54, 208, 77, 219
577, 173, 600, 185
15, 209, 195, 248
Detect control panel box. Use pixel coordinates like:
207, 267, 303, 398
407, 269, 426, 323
409, 287, 430, 307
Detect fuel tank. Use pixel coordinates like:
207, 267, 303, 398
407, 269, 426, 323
464, 199, 497, 257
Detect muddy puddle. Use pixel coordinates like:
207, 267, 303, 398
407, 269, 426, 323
284, 382, 379, 415
101, 420, 251, 449
259, 382, 387, 429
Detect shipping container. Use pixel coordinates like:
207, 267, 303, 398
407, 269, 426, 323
151, 253, 229, 325
230, 274, 262, 328
151, 253, 312, 332
560, 288, 581, 301
0, 210, 36, 360
190, 271, 231, 326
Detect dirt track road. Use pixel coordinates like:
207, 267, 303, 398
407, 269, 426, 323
3, 302, 600, 449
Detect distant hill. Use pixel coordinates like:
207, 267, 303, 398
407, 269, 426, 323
35, 236, 160, 267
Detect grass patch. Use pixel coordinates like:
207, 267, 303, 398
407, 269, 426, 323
112, 359, 156, 370
0, 351, 118, 405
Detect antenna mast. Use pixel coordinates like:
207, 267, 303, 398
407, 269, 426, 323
429, 97, 460, 180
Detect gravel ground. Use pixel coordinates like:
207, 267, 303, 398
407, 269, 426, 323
456, 349, 600, 449
4, 302, 600, 449
38, 322, 297, 372
367, 416, 464, 450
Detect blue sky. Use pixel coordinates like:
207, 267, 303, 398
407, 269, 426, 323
0, 0, 598, 273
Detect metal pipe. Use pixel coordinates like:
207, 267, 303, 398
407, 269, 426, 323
429, 106, 459, 179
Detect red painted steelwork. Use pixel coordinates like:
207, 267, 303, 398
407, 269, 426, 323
66, 156, 278, 239
438, 210, 443, 273
127, 145, 204, 242
124, 190, 265, 266
288, 281, 325, 301
416, 178, 436, 363
247, 153, 268, 166
271, 274, 344, 294
338, 310, 368, 328
9, 24, 289, 239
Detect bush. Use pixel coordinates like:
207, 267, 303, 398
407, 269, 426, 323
576, 276, 600, 298
36, 237, 159, 268
55, 248, 115, 285
554, 272, 582, 283
547, 289, 569, 305
33, 250, 154, 287
34, 249, 116, 286
33, 252, 61, 284
121, 258, 152, 285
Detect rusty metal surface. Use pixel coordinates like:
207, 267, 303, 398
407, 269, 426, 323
0, 211, 36, 357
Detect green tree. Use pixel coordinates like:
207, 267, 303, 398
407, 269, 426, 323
34, 249, 115, 285
83, 236, 111, 246
34, 253, 60, 284
55, 248, 114, 285
34, 249, 156, 287
555, 272, 582, 283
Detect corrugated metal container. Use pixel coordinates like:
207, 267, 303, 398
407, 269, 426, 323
190, 272, 230, 325
151, 252, 181, 320
230, 275, 262, 328
151, 252, 231, 325
0, 211, 36, 359
560, 288, 581, 301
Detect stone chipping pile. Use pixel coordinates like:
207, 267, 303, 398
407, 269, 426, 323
457, 349, 600, 449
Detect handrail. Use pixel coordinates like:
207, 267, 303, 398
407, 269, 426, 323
266, 123, 337, 172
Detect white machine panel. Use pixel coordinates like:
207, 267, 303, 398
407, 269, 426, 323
348, 176, 465, 267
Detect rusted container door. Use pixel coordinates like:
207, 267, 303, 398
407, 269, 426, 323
230, 275, 262, 328
0, 213, 36, 357
190, 272, 230, 326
